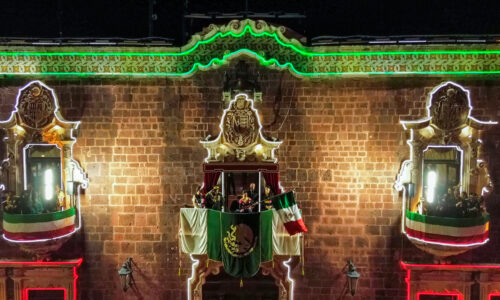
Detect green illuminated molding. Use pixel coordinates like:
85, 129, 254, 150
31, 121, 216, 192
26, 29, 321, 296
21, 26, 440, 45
0, 19, 499, 77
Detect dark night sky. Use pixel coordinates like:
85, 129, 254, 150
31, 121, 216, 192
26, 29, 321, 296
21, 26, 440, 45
1, 0, 499, 44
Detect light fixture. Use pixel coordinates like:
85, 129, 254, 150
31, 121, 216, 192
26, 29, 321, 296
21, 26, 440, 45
118, 258, 134, 292
44, 169, 54, 201
426, 170, 437, 203
346, 260, 360, 296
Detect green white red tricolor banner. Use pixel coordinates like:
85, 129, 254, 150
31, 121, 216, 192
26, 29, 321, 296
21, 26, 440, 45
405, 210, 489, 245
3, 208, 76, 241
271, 191, 308, 235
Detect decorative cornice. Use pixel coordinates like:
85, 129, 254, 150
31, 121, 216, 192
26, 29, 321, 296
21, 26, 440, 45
0, 19, 499, 77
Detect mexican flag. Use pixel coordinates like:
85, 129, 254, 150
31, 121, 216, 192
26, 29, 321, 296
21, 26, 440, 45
271, 191, 308, 236
179, 208, 301, 261
207, 210, 272, 278
3, 208, 76, 241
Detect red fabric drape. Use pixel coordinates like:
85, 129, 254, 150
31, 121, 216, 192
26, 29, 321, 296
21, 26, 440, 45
262, 172, 280, 195
202, 172, 221, 194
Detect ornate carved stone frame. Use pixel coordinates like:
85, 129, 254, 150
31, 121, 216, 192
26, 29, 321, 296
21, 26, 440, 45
0, 81, 88, 255
187, 254, 298, 300
201, 93, 281, 163
395, 81, 497, 257
396, 81, 497, 213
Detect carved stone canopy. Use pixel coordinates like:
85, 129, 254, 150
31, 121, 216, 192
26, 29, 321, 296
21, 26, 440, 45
396, 81, 497, 197
0, 81, 79, 145
0, 80, 88, 195
201, 93, 281, 163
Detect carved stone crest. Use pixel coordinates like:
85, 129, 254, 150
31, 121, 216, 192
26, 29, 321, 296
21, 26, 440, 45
429, 83, 470, 130
17, 82, 56, 129
222, 95, 258, 148
201, 93, 281, 163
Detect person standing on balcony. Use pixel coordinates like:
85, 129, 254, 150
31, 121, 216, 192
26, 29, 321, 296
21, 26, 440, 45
192, 186, 204, 208
56, 185, 65, 211
205, 186, 222, 210
261, 185, 274, 211
238, 192, 253, 213
30, 193, 44, 214
247, 182, 259, 203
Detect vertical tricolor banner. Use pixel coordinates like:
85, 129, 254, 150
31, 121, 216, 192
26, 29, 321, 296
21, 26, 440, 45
271, 191, 308, 236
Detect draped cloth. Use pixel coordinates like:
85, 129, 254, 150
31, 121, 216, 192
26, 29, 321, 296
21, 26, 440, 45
272, 209, 300, 255
179, 208, 300, 257
208, 210, 272, 278
179, 208, 207, 254
202, 172, 221, 194
2, 208, 76, 241
262, 172, 280, 195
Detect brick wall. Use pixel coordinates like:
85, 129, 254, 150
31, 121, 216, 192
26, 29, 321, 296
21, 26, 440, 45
1, 62, 500, 300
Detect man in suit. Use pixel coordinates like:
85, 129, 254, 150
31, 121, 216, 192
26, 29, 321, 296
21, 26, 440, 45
247, 183, 259, 203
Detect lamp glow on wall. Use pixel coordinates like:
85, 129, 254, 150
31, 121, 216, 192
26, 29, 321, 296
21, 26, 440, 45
346, 260, 360, 296
118, 258, 134, 292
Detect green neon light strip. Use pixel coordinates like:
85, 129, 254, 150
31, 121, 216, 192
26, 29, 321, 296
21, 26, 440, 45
1, 26, 500, 57
3, 48, 500, 77
1, 26, 499, 76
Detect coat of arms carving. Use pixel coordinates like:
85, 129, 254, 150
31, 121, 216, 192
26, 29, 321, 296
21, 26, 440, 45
222, 95, 258, 148
429, 83, 470, 131
17, 83, 56, 129
201, 93, 281, 163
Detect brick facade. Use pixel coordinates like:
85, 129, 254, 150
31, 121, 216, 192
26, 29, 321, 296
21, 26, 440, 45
1, 62, 500, 299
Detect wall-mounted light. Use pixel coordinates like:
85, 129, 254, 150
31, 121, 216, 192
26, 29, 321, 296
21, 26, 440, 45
118, 257, 134, 292
346, 260, 360, 296
425, 170, 437, 203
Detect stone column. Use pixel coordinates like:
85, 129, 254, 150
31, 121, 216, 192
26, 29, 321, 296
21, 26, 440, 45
0, 268, 7, 300
11, 268, 24, 300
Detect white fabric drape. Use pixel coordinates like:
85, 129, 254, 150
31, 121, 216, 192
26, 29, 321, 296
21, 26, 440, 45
272, 209, 301, 255
179, 208, 208, 254
179, 208, 300, 256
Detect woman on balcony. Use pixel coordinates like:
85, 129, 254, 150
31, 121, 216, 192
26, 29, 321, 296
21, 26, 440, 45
238, 192, 254, 213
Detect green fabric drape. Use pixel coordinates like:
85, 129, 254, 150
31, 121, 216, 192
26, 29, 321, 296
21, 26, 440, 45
208, 210, 272, 278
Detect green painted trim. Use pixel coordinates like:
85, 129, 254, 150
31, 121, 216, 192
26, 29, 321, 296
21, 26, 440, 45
1, 21, 499, 77
406, 210, 489, 227
3, 207, 76, 224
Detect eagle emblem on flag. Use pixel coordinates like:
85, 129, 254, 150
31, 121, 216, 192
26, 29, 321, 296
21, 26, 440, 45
223, 223, 257, 258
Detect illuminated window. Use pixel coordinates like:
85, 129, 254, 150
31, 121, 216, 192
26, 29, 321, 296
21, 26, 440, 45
423, 147, 461, 203
24, 145, 62, 200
